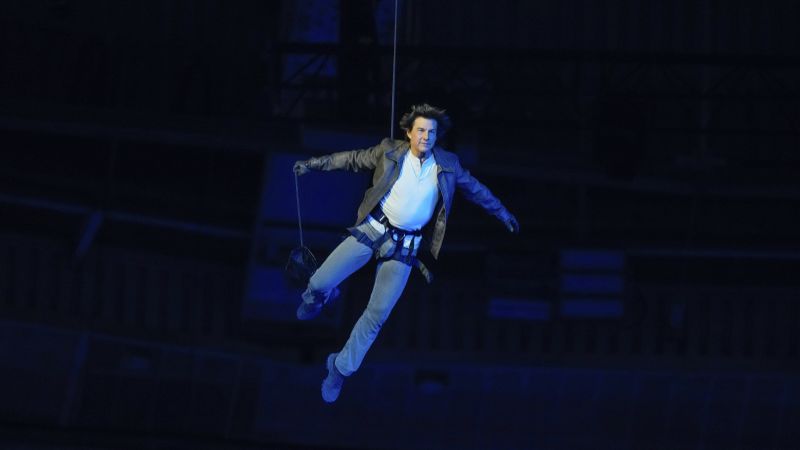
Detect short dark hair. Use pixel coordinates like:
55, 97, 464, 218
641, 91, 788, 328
398, 103, 452, 137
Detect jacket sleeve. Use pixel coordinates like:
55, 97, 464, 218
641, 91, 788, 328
454, 160, 512, 221
305, 138, 390, 173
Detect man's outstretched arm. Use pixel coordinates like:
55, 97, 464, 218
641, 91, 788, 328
454, 163, 520, 234
294, 138, 393, 176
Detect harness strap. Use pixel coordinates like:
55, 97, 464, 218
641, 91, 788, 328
347, 222, 433, 284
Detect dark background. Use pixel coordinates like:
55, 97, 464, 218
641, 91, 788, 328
1, 1, 799, 449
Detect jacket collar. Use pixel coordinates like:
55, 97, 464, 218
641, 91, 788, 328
432, 146, 456, 172
386, 140, 456, 173
386, 140, 408, 162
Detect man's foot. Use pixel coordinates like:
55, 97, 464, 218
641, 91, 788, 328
321, 353, 345, 403
296, 301, 322, 320
296, 287, 340, 321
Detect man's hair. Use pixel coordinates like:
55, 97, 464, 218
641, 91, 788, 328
398, 103, 452, 137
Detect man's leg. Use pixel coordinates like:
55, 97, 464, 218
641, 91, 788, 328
334, 258, 412, 376
298, 235, 373, 319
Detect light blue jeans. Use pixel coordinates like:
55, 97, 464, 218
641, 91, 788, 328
301, 220, 418, 376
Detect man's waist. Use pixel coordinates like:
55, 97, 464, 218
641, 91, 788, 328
368, 204, 425, 246
369, 204, 423, 233
366, 216, 422, 250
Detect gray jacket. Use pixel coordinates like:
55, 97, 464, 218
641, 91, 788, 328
305, 138, 513, 259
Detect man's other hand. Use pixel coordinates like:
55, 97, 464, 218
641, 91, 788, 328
293, 160, 311, 176
504, 213, 520, 234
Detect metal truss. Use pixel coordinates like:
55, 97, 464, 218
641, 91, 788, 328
270, 44, 800, 164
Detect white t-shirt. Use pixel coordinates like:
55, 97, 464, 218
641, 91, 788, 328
379, 152, 439, 231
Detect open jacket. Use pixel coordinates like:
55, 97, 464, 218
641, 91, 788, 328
306, 138, 513, 260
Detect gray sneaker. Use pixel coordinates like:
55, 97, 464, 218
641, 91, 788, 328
296, 301, 323, 320
321, 353, 345, 403
296, 287, 340, 321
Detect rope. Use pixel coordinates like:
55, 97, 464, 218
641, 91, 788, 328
294, 171, 304, 248
389, 0, 399, 139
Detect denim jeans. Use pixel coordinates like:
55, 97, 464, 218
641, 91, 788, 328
301, 220, 418, 376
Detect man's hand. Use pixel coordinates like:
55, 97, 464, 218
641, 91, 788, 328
504, 213, 520, 234
293, 160, 311, 176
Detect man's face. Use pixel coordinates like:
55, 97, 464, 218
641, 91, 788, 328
406, 117, 438, 157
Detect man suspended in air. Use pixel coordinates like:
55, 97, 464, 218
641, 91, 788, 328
293, 103, 520, 403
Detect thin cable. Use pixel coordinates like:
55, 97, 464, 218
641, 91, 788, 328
389, 0, 399, 139
294, 171, 304, 248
